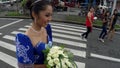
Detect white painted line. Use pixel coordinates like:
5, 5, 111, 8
0, 52, 17, 68
50, 22, 86, 30
18, 28, 27, 31
66, 48, 86, 58
0, 41, 15, 52
3, 35, 86, 48
3, 35, 14, 41
19, 27, 84, 36
25, 25, 30, 28
53, 38, 86, 48
52, 29, 83, 36
75, 61, 85, 68
0, 19, 23, 29
91, 53, 120, 63
52, 26, 86, 32
11, 31, 24, 35
2, 35, 86, 58
53, 32, 86, 41
0, 33, 2, 35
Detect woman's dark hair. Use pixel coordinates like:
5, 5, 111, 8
26, 0, 52, 20
104, 11, 109, 17
113, 9, 117, 15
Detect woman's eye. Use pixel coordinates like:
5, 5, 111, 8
45, 14, 50, 17
45, 14, 52, 17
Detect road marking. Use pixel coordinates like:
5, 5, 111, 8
53, 29, 82, 36
3, 35, 86, 57
18, 27, 83, 36
91, 53, 120, 63
66, 48, 86, 58
0, 19, 23, 29
0, 41, 15, 52
75, 61, 85, 68
50, 22, 86, 30
53, 38, 86, 48
0, 33, 2, 35
53, 32, 86, 41
3, 35, 14, 41
3, 35, 86, 48
11, 31, 85, 42
52, 26, 86, 32
11, 31, 24, 35
0, 52, 17, 68
18, 28, 27, 31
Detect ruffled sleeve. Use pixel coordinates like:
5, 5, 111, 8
15, 33, 35, 66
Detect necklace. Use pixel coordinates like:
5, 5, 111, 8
30, 27, 41, 34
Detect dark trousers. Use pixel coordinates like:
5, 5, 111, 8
99, 26, 107, 39
82, 27, 92, 39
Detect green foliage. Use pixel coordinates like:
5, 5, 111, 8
21, 0, 27, 7
6, 11, 22, 16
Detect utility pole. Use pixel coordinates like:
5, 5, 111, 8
111, 0, 117, 15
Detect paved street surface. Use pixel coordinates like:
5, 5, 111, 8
0, 18, 120, 68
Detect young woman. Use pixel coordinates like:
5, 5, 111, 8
98, 11, 110, 42
15, 0, 53, 68
108, 9, 118, 41
81, 7, 94, 40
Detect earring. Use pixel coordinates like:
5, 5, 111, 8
34, 18, 37, 24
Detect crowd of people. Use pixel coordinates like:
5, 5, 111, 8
81, 7, 119, 42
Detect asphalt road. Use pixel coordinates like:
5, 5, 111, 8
0, 18, 120, 68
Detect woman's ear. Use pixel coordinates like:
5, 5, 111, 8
32, 11, 37, 19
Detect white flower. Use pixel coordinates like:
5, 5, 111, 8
65, 60, 72, 67
47, 56, 51, 61
53, 58, 59, 65
48, 59, 54, 66
52, 53, 59, 58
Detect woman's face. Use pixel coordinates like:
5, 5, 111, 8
37, 5, 53, 27
90, 8, 94, 12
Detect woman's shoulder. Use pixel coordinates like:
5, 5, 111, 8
15, 33, 31, 43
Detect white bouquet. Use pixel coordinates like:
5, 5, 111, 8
43, 46, 77, 68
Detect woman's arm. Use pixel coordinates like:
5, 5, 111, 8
15, 33, 35, 68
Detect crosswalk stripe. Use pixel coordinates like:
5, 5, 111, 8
11, 31, 24, 35
52, 25, 86, 32
2, 35, 86, 57
0, 33, 2, 35
53, 32, 86, 41
0, 41, 15, 52
11, 31, 86, 42
0, 52, 17, 68
19, 28, 83, 36
50, 22, 86, 30
3, 35, 86, 48
25, 25, 86, 33
66, 48, 86, 58
53, 38, 86, 48
18, 28, 27, 31
75, 61, 85, 68
53, 29, 82, 36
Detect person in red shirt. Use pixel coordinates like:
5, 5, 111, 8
81, 7, 94, 40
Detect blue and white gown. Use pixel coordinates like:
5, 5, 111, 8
15, 24, 52, 68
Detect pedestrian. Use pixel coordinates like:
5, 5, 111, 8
107, 9, 118, 41
81, 7, 94, 40
15, 0, 53, 68
98, 11, 110, 42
